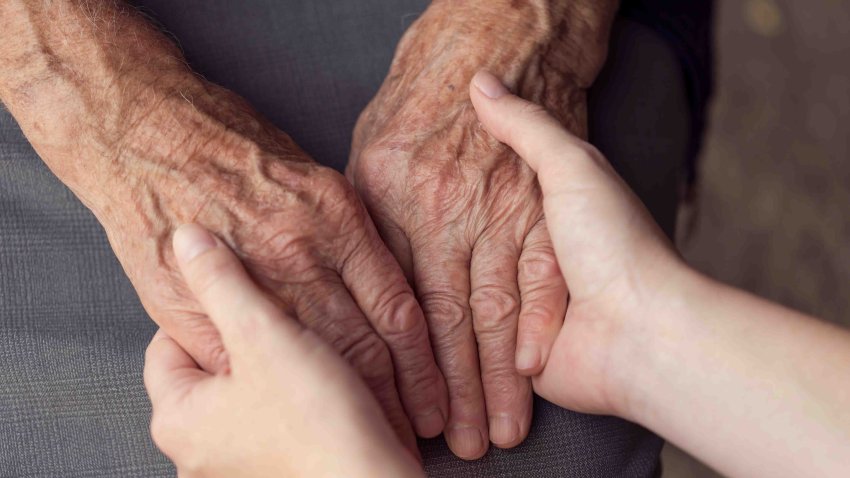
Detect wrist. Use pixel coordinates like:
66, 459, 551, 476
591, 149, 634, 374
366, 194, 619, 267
397, 0, 615, 136
615, 262, 720, 423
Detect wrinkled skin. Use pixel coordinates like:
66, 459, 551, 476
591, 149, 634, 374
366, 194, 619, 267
347, 1, 605, 457
0, 1, 449, 451
145, 225, 422, 478
93, 83, 449, 452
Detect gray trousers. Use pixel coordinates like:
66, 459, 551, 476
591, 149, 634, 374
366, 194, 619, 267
0, 1, 690, 476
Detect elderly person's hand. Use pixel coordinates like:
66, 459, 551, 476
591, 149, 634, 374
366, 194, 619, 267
0, 1, 447, 452
348, 0, 617, 458
144, 224, 423, 478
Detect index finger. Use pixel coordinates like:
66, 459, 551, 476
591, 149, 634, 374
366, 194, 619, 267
143, 329, 208, 407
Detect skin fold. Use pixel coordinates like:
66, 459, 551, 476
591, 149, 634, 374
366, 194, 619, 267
349, 0, 618, 458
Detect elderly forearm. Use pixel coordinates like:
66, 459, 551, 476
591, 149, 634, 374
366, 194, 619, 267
0, 0, 192, 156
395, 0, 618, 136
0, 1, 282, 222
439, 0, 618, 86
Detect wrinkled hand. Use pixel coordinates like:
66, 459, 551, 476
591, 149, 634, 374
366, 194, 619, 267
0, 0, 447, 456
347, 3, 594, 458
145, 224, 423, 478
98, 82, 447, 451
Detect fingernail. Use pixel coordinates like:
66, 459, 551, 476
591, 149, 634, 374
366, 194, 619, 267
447, 425, 486, 460
413, 408, 446, 438
473, 71, 509, 99
516, 344, 541, 373
488, 414, 519, 447
173, 224, 217, 263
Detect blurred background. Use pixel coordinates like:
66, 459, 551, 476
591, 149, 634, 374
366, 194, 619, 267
665, 0, 849, 476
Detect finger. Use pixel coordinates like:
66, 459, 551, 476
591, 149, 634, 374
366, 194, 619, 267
516, 220, 568, 375
373, 216, 415, 284
412, 239, 488, 460
341, 222, 449, 439
469, 71, 640, 287
143, 329, 209, 408
172, 224, 286, 362
285, 272, 421, 457
469, 237, 532, 448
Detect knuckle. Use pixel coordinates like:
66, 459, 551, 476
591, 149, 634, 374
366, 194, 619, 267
314, 167, 360, 209
265, 233, 316, 269
482, 366, 525, 401
470, 285, 520, 330
419, 292, 470, 338
519, 248, 561, 282
564, 140, 607, 170
335, 327, 395, 387
355, 143, 395, 181
403, 361, 442, 397
150, 413, 207, 474
374, 289, 426, 338
144, 338, 160, 365
444, 372, 481, 402
519, 303, 558, 336
519, 102, 550, 123
177, 453, 209, 477
200, 340, 230, 374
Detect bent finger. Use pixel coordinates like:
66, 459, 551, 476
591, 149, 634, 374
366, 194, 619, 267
341, 221, 448, 438
516, 220, 567, 375
143, 329, 209, 408
285, 272, 420, 457
469, 237, 532, 448
412, 239, 488, 460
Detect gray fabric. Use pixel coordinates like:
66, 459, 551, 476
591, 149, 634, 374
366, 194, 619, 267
0, 1, 689, 476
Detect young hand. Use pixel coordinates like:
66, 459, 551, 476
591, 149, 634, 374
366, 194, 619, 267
469, 71, 687, 417
143, 224, 423, 478
470, 71, 850, 478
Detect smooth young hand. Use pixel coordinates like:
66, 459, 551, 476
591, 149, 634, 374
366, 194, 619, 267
470, 71, 850, 478
470, 71, 685, 416
143, 225, 423, 478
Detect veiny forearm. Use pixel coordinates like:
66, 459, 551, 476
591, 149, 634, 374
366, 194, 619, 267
391, 0, 618, 136
0, 0, 298, 224
631, 270, 850, 477
425, 0, 617, 84
0, 0, 192, 164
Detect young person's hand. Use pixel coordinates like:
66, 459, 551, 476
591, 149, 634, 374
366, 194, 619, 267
470, 71, 850, 478
143, 224, 423, 478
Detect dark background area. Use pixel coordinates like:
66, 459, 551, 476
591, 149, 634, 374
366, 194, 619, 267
665, 0, 849, 476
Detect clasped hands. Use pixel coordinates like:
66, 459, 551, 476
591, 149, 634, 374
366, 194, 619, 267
126, 2, 604, 464
145, 71, 684, 477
